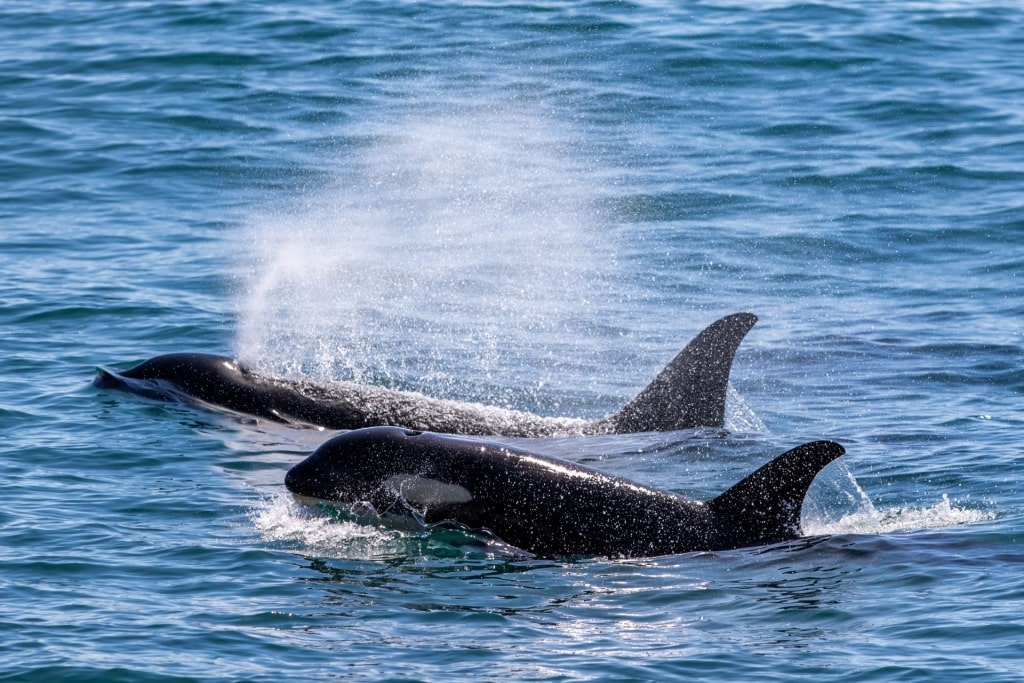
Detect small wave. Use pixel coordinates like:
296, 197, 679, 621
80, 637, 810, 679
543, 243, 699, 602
801, 460, 995, 538
874, 494, 996, 533
250, 493, 408, 558
804, 493, 995, 537
250, 492, 526, 560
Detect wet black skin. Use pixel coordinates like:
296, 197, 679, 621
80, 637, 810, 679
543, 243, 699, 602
93, 313, 758, 437
284, 426, 845, 559
95, 353, 373, 428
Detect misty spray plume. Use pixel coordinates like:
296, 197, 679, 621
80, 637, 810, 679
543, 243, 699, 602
237, 106, 619, 407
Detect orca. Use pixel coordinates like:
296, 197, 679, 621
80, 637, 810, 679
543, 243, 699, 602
94, 312, 756, 437
284, 426, 845, 559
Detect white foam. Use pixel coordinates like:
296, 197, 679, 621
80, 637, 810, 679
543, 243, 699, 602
802, 462, 995, 537
873, 494, 995, 533
804, 496, 995, 537
250, 492, 407, 558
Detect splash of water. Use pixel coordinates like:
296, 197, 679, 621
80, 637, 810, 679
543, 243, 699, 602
802, 461, 994, 536
724, 383, 767, 433
251, 493, 407, 559
251, 493, 528, 561
236, 106, 619, 406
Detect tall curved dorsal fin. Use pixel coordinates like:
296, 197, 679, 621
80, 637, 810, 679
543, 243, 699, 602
708, 440, 845, 548
608, 312, 757, 432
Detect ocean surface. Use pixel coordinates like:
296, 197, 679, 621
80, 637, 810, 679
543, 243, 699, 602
2, 1, 1023, 680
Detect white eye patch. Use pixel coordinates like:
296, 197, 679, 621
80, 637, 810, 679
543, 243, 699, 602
385, 475, 473, 506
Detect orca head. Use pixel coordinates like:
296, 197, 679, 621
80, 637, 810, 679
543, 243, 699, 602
95, 352, 251, 405
284, 427, 471, 509
117, 353, 242, 385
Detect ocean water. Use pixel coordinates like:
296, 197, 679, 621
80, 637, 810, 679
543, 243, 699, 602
2, 1, 1023, 681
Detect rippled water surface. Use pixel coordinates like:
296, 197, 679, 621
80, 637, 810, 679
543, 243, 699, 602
2, 2, 1023, 681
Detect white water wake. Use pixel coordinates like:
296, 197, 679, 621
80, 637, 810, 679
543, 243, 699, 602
802, 460, 994, 537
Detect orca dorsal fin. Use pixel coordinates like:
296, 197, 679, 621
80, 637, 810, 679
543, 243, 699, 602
609, 312, 757, 432
708, 440, 845, 549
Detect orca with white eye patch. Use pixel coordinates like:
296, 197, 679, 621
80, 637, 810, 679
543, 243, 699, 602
284, 426, 845, 559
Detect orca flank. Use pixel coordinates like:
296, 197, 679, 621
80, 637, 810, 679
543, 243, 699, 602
284, 426, 845, 559
94, 312, 756, 437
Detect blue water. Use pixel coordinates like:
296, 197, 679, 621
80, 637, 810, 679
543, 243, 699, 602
3, 1, 1023, 681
